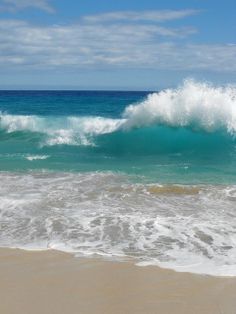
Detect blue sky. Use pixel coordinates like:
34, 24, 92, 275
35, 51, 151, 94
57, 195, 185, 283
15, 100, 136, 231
0, 0, 235, 89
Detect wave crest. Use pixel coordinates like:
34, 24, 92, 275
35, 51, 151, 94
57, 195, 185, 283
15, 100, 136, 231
0, 80, 236, 147
0, 114, 124, 146
123, 79, 236, 134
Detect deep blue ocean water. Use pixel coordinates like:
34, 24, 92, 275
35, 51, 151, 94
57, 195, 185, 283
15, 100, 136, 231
0, 80, 236, 276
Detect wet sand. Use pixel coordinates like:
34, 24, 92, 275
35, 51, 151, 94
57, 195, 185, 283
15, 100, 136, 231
0, 248, 236, 314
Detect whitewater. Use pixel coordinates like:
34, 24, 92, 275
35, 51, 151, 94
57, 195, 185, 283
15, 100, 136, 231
1, 80, 236, 146
0, 80, 236, 276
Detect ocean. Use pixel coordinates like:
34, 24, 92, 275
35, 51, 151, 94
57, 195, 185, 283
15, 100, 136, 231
0, 79, 236, 276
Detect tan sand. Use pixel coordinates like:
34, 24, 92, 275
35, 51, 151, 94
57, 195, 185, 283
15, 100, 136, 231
0, 248, 236, 314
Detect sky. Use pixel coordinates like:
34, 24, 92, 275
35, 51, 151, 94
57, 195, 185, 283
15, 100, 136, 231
0, 0, 235, 90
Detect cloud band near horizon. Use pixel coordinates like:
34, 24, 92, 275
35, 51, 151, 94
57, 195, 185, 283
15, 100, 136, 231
0, 10, 235, 72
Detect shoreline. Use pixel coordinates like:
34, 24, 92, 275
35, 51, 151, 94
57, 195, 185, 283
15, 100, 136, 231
1, 248, 236, 314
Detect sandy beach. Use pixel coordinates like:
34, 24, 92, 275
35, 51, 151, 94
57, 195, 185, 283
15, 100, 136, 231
0, 248, 236, 314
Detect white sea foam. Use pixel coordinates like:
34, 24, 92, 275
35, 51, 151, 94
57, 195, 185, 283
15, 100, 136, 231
0, 113, 124, 146
123, 79, 236, 134
0, 171, 236, 276
25, 155, 49, 161
0, 113, 42, 133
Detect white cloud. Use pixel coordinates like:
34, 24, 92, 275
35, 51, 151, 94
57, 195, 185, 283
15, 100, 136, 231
83, 9, 199, 23
0, 11, 235, 72
0, 0, 54, 13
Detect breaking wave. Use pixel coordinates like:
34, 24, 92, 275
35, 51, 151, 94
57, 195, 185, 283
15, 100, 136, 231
0, 80, 236, 150
123, 79, 236, 133
0, 114, 124, 146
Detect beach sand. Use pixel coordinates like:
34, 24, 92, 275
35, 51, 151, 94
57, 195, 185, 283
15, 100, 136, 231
0, 248, 236, 314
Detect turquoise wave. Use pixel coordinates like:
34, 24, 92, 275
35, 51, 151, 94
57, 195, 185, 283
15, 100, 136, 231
0, 80, 236, 183
0, 116, 235, 184
0, 116, 235, 154
95, 125, 235, 155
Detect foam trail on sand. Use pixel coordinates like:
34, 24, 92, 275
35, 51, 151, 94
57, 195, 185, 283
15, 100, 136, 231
1, 171, 236, 276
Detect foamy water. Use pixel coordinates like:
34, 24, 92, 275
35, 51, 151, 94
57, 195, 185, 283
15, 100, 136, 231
0, 171, 236, 276
25, 155, 49, 161
123, 79, 236, 133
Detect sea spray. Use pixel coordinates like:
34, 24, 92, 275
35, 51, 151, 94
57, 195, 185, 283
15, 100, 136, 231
123, 79, 236, 134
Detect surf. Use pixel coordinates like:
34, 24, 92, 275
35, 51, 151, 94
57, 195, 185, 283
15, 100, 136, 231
0, 80, 236, 148
0, 170, 236, 276
0, 80, 235, 182
122, 79, 236, 134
